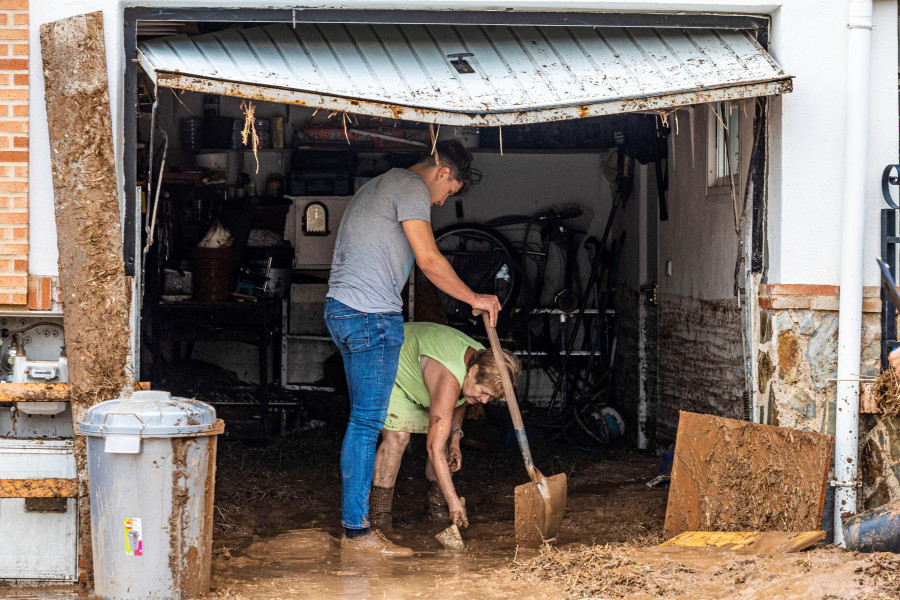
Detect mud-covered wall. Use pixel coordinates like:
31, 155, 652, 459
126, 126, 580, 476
643, 100, 752, 445
656, 294, 745, 443
614, 288, 641, 444
756, 284, 894, 510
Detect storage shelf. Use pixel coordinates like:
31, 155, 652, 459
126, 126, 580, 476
471, 148, 609, 154
172, 147, 291, 153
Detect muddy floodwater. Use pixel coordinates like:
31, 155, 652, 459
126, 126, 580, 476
2, 402, 898, 599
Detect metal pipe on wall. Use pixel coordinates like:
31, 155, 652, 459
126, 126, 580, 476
834, 0, 873, 547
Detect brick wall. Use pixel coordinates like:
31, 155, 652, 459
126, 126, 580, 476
0, 0, 27, 305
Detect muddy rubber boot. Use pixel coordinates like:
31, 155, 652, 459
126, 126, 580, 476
370, 486, 395, 533
340, 530, 414, 557
425, 481, 449, 522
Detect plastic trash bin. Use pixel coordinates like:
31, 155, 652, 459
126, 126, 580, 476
79, 390, 224, 600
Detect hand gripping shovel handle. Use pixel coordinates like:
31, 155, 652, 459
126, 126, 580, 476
474, 309, 539, 482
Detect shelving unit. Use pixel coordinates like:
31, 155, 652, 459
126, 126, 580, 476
280, 298, 334, 393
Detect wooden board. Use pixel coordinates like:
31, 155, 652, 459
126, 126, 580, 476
663, 411, 833, 540
41, 12, 132, 586
0, 383, 70, 402
0, 478, 78, 498
661, 530, 826, 554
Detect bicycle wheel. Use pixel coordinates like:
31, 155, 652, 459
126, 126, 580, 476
425, 223, 522, 328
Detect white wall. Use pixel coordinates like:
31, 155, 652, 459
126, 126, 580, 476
657, 103, 756, 299
26, 0, 899, 291
769, 0, 898, 285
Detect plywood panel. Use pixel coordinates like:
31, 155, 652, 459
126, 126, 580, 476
663, 411, 832, 540
662, 530, 825, 553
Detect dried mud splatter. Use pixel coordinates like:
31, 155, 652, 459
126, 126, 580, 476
41, 12, 132, 586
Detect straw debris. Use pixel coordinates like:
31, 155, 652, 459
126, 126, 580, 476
873, 368, 900, 417
240, 100, 260, 173
512, 543, 666, 598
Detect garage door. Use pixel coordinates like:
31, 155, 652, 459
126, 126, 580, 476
137, 22, 792, 126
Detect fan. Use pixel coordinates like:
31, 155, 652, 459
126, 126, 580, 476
601, 149, 619, 183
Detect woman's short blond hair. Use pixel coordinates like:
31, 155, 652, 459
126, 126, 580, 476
466, 348, 521, 401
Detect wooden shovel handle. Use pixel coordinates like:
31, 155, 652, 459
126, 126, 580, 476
473, 309, 537, 479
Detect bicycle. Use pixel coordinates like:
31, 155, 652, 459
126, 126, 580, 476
417, 204, 623, 450
421, 222, 523, 332
423, 203, 594, 332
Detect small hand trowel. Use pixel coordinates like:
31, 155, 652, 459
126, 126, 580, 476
435, 523, 465, 552
435, 498, 466, 552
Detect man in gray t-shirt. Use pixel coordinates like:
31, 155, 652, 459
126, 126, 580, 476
324, 140, 500, 556
328, 168, 430, 313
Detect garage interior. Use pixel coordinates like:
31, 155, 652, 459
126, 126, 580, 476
123, 10, 790, 583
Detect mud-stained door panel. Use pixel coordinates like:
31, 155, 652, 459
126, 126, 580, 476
663, 411, 832, 540
137, 24, 794, 126
41, 11, 132, 585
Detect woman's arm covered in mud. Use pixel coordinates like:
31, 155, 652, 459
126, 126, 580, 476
447, 404, 466, 473
423, 359, 469, 528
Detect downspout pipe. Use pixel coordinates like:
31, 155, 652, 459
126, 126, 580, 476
834, 0, 873, 547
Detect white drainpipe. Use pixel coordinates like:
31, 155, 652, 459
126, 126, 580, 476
834, 0, 873, 547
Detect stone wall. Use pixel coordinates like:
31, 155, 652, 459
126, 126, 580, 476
756, 284, 896, 510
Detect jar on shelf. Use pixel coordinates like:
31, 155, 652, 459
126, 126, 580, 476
255, 119, 272, 149
265, 176, 282, 198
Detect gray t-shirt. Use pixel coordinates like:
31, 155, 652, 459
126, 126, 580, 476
327, 168, 431, 313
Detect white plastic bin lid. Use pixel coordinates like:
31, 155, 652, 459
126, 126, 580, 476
79, 390, 222, 439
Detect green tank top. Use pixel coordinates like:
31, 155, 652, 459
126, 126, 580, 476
395, 322, 484, 408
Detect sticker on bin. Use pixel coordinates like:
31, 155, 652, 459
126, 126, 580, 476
124, 518, 143, 556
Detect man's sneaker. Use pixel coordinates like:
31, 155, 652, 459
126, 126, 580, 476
340, 529, 414, 556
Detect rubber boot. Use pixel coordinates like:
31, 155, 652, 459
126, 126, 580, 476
426, 480, 449, 522
369, 486, 395, 533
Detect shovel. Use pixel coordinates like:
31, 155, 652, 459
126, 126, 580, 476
474, 310, 567, 547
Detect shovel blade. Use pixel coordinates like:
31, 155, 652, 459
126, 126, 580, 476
514, 472, 568, 548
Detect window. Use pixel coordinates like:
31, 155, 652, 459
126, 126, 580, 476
707, 101, 740, 189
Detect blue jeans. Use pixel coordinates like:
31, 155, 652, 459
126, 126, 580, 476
324, 298, 404, 529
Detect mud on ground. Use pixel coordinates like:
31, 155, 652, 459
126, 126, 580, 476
205, 401, 896, 600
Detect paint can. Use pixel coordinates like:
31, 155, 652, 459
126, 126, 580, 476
191, 247, 234, 302
265, 175, 283, 198
245, 245, 293, 298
